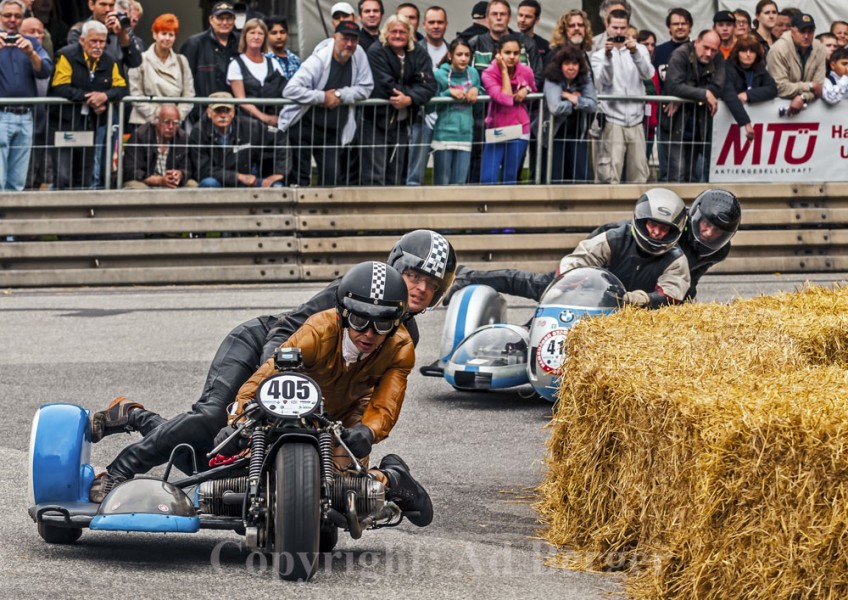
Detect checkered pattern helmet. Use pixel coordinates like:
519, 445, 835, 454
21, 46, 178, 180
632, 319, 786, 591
387, 230, 457, 308
631, 188, 687, 256
336, 261, 409, 330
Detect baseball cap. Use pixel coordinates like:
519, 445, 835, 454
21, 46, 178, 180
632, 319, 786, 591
208, 91, 235, 110
335, 20, 360, 36
331, 2, 355, 17
211, 1, 236, 17
713, 10, 735, 24
791, 13, 815, 30
471, 1, 488, 19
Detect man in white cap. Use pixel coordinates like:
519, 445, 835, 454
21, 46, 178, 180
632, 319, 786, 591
330, 1, 356, 29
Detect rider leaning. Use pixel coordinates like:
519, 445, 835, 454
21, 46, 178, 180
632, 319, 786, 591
558, 187, 690, 308
220, 261, 430, 523
444, 189, 691, 309
445, 189, 739, 305
88, 232, 456, 523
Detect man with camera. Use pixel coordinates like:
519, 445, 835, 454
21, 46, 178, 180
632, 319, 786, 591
65, 0, 142, 188
591, 8, 654, 184
0, 0, 53, 191
67, 0, 142, 76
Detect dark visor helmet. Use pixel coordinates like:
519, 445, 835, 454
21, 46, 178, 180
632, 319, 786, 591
336, 261, 409, 334
688, 189, 741, 255
386, 230, 457, 309
631, 188, 687, 255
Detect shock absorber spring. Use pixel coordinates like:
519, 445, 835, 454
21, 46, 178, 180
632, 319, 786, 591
249, 428, 266, 484
318, 431, 334, 486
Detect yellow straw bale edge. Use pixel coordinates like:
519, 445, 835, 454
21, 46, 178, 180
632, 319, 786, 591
537, 284, 848, 599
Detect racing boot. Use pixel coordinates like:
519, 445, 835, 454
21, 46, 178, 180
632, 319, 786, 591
379, 454, 433, 527
90, 396, 144, 443
89, 471, 128, 504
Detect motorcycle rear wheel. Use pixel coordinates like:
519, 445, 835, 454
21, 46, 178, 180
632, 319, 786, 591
274, 443, 320, 581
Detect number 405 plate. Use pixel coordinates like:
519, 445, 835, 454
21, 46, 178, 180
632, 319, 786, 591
256, 372, 322, 419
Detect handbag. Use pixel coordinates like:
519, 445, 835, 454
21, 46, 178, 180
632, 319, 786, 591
484, 124, 523, 143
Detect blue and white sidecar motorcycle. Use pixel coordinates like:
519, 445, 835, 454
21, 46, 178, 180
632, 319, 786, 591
27, 349, 411, 582
425, 267, 626, 402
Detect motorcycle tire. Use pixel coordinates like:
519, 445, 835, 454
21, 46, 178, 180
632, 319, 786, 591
274, 443, 320, 582
38, 523, 82, 544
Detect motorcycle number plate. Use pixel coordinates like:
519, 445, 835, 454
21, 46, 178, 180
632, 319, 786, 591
256, 373, 322, 418
536, 329, 569, 375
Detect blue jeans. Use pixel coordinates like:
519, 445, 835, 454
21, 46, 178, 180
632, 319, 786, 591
0, 110, 33, 191
432, 149, 471, 185
480, 139, 528, 184
90, 122, 107, 189
198, 175, 283, 188
198, 177, 223, 188
406, 120, 433, 185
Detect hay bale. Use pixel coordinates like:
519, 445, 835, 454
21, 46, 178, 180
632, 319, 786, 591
537, 284, 848, 599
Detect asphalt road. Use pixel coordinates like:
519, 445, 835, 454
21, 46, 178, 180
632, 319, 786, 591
2, 272, 845, 600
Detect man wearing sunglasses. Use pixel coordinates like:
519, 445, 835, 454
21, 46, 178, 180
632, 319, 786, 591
89, 231, 456, 526
123, 104, 193, 188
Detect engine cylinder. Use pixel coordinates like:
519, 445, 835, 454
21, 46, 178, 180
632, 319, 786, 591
330, 475, 385, 517
197, 476, 248, 516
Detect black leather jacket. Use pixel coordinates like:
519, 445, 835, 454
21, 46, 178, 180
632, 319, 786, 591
363, 42, 436, 127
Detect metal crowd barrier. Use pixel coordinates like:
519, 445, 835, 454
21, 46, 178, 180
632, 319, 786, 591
1, 93, 709, 191
2, 182, 847, 287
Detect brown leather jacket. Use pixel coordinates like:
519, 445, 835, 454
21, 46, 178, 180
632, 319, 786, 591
230, 309, 415, 443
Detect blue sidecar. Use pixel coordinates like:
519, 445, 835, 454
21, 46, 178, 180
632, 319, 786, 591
429, 267, 626, 401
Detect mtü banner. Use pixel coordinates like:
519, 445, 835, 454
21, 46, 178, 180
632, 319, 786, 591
709, 99, 847, 183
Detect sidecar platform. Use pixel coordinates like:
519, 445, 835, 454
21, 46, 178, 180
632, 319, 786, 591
29, 502, 99, 528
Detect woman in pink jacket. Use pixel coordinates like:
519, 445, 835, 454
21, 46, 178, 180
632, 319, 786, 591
480, 34, 537, 184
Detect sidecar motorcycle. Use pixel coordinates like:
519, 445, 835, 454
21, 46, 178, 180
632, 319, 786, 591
27, 348, 413, 582
425, 267, 626, 402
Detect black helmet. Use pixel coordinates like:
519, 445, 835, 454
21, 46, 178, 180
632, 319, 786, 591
631, 188, 687, 255
688, 189, 741, 255
386, 230, 457, 308
336, 261, 409, 332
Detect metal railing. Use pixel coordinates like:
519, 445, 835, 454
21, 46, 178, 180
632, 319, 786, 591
1, 93, 706, 191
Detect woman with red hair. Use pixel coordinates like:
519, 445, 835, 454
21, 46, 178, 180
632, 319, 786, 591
128, 13, 195, 125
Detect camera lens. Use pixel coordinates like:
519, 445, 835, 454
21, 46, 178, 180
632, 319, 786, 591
116, 11, 131, 28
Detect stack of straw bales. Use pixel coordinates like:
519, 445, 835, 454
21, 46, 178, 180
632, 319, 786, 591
537, 284, 848, 599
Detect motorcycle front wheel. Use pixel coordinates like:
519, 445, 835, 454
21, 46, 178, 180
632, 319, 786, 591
273, 442, 320, 582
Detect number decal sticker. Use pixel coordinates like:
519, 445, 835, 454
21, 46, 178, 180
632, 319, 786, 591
257, 373, 321, 418
536, 330, 568, 375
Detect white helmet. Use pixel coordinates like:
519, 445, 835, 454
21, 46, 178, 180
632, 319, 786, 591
631, 188, 687, 255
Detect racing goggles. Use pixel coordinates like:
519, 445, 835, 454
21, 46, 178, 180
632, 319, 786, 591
347, 313, 395, 335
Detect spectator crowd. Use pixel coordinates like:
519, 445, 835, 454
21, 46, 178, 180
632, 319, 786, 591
1, 0, 848, 191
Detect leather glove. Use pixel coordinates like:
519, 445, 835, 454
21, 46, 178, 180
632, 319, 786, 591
621, 290, 650, 307
341, 425, 374, 458
213, 425, 249, 456
442, 266, 472, 306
